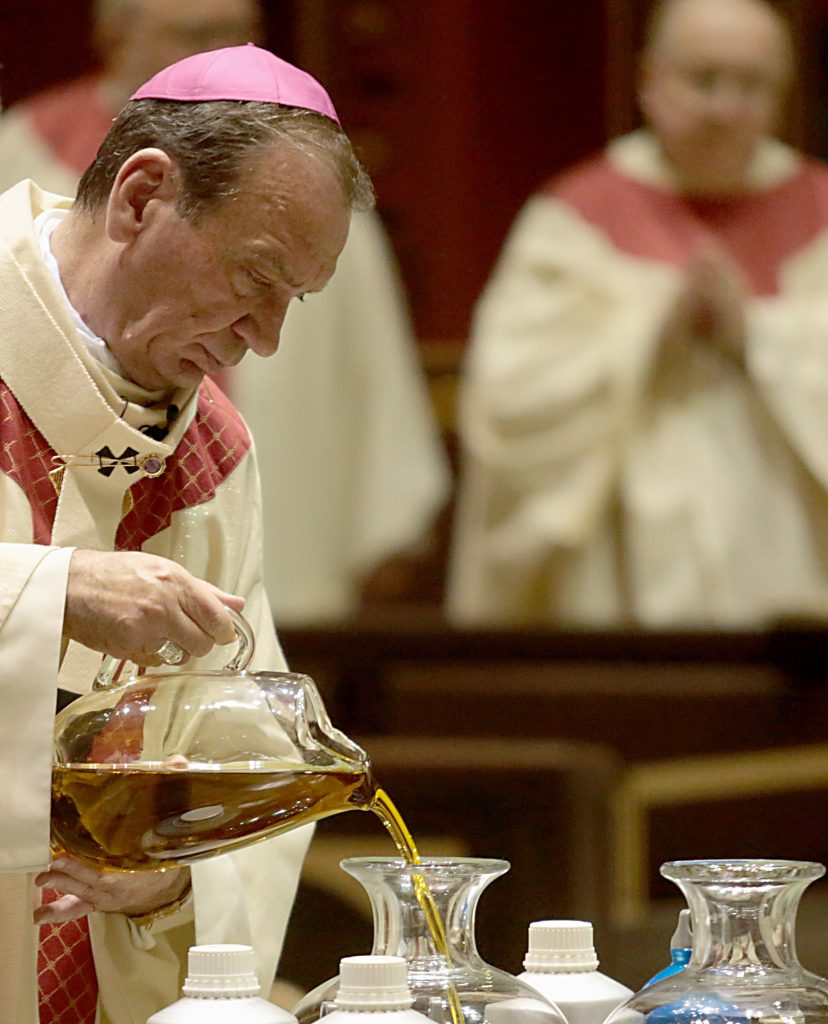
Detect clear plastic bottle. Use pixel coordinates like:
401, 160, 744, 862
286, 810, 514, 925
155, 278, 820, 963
147, 944, 296, 1024
517, 921, 632, 1024
317, 956, 434, 1024
643, 910, 693, 988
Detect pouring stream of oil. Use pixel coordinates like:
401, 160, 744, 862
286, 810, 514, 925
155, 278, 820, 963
371, 787, 463, 1024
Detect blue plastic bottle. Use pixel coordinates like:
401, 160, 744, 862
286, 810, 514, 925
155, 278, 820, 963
641, 911, 746, 1024
644, 910, 692, 987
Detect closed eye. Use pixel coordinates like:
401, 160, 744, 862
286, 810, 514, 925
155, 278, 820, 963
247, 268, 271, 288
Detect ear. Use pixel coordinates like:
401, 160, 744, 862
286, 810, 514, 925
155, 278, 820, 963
105, 148, 180, 243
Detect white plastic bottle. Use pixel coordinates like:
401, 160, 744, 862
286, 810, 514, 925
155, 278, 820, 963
485, 997, 571, 1024
517, 921, 632, 1024
147, 944, 297, 1024
319, 955, 433, 1024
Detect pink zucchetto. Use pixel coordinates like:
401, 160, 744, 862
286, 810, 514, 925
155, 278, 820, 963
130, 43, 340, 125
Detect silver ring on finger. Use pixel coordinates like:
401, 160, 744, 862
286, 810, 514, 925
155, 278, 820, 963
155, 639, 186, 665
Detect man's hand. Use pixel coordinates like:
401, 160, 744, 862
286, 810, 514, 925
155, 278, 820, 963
33, 856, 190, 923
662, 246, 748, 368
64, 549, 245, 666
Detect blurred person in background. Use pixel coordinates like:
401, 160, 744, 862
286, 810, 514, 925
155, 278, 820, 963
0, 0, 263, 195
0, 0, 451, 625
448, 0, 828, 630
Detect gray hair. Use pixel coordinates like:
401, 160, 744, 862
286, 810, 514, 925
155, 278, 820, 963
75, 99, 375, 221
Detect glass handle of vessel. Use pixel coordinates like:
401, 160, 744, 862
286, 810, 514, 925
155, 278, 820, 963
223, 607, 255, 671
93, 654, 131, 692
93, 605, 255, 690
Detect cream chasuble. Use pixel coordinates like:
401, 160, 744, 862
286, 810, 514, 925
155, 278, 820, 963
448, 132, 828, 628
0, 181, 311, 1023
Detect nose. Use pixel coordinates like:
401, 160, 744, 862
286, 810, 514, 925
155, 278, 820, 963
702, 77, 753, 125
233, 292, 289, 358
708, 92, 743, 124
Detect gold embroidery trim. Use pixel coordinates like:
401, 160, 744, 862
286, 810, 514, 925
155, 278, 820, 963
48, 465, 65, 497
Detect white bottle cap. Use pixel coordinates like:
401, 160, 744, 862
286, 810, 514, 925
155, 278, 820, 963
181, 944, 261, 998
523, 921, 599, 973
334, 955, 414, 1011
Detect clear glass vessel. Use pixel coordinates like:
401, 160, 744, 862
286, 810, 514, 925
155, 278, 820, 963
293, 856, 566, 1024
605, 860, 828, 1024
51, 612, 376, 869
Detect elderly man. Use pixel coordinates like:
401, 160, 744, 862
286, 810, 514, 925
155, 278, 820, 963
448, 0, 828, 629
0, 0, 451, 625
0, 44, 372, 1024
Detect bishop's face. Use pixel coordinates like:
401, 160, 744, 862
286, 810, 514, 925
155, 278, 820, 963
638, 0, 789, 198
107, 143, 351, 392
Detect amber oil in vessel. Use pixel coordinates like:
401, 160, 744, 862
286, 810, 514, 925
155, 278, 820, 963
51, 761, 376, 870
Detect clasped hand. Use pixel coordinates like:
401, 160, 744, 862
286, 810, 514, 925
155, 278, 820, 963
663, 244, 748, 367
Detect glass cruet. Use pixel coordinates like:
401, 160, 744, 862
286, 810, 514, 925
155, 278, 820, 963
293, 856, 566, 1024
605, 860, 828, 1024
